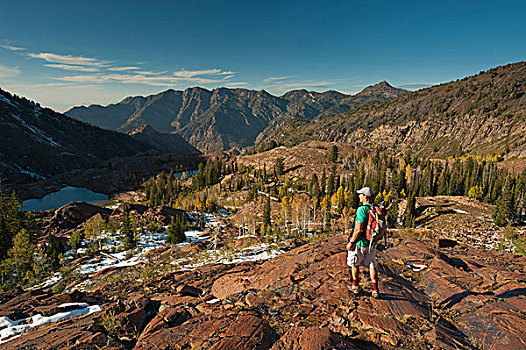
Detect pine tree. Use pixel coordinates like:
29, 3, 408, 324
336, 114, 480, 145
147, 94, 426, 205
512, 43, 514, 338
121, 208, 136, 249
329, 145, 339, 163
167, 218, 177, 243
387, 196, 399, 227
320, 169, 327, 196
3, 229, 35, 287
263, 195, 271, 226
494, 178, 515, 226
309, 173, 320, 197
404, 193, 416, 228
275, 157, 285, 176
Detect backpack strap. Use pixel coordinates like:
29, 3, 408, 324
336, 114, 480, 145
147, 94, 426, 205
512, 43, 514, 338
348, 215, 357, 242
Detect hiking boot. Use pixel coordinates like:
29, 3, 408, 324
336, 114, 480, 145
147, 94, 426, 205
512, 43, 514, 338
371, 290, 379, 299
350, 284, 361, 295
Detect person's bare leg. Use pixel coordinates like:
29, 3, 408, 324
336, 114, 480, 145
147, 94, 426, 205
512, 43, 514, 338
352, 266, 360, 283
369, 267, 377, 284
370, 266, 379, 298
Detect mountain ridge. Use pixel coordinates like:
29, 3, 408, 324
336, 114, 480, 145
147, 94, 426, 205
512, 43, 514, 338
65, 84, 407, 152
0, 88, 199, 194
262, 61, 526, 158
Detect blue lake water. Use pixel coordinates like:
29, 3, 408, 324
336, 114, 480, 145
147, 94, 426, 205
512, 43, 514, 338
22, 186, 108, 211
174, 170, 198, 179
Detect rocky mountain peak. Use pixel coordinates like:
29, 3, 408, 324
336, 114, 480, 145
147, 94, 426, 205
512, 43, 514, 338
356, 80, 407, 98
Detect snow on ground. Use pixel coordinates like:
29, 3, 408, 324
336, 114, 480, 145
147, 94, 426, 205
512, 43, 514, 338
38, 272, 62, 289
407, 262, 427, 272
40, 210, 286, 289
0, 95, 15, 106
175, 243, 284, 270
203, 213, 221, 227
10, 113, 62, 148
60, 224, 209, 279
0, 304, 103, 344
453, 209, 469, 214
104, 203, 121, 210
258, 191, 278, 201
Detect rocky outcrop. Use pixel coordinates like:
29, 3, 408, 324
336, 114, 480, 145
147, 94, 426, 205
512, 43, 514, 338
46, 201, 112, 235
1, 235, 525, 349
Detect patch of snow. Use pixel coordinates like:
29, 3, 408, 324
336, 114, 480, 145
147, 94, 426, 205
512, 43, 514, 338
105, 203, 121, 210
258, 191, 278, 201
176, 230, 208, 247
38, 273, 62, 289
0, 316, 23, 328
19, 168, 46, 179
9, 113, 63, 148
236, 234, 258, 239
0, 95, 15, 106
407, 263, 427, 272
57, 302, 89, 308
453, 209, 469, 214
178, 243, 284, 271
0, 305, 103, 344
34, 105, 42, 117
206, 298, 221, 304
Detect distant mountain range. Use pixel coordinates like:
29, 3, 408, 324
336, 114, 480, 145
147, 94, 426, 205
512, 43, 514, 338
3, 61, 524, 195
0, 89, 197, 190
262, 62, 526, 158
65, 82, 408, 152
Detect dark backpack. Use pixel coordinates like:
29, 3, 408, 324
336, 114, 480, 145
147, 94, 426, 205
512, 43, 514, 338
365, 203, 387, 247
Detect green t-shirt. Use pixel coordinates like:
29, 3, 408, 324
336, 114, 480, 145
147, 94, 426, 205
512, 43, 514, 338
354, 203, 371, 247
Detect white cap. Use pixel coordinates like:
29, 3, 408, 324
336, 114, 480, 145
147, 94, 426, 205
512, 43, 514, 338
357, 187, 373, 198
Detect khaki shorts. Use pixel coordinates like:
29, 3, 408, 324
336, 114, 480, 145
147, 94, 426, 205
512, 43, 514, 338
347, 245, 378, 268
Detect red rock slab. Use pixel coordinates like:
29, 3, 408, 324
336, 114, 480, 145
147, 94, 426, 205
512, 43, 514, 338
135, 311, 277, 350
210, 273, 253, 299
384, 236, 443, 263
115, 306, 147, 334
428, 256, 475, 280
370, 280, 431, 320
492, 281, 526, 297
211, 236, 346, 299
0, 312, 124, 350
159, 295, 202, 307
419, 270, 469, 308
270, 325, 361, 350
138, 306, 192, 343
354, 306, 408, 344
425, 316, 476, 350
456, 302, 526, 350
450, 293, 492, 314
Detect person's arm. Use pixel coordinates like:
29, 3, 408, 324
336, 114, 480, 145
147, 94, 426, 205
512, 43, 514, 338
346, 221, 363, 250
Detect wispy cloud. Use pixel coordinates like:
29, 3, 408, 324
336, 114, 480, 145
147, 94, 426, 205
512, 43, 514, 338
1, 45, 25, 52
44, 64, 100, 72
136, 70, 167, 75
173, 69, 223, 78
264, 75, 293, 82
19, 47, 239, 90
0, 64, 20, 78
55, 72, 236, 87
28, 52, 110, 67
108, 66, 141, 72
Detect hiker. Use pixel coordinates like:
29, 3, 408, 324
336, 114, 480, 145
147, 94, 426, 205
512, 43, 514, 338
346, 186, 379, 298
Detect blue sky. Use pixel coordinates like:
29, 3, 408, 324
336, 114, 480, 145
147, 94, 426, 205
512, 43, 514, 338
0, 0, 525, 112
